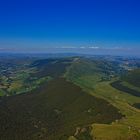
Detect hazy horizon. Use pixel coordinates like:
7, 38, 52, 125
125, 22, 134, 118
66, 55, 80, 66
0, 0, 140, 56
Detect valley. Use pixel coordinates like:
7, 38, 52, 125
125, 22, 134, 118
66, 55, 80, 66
0, 55, 140, 140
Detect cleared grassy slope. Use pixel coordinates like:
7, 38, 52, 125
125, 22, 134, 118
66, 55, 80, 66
65, 58, 105, 88
65, 58, 140, 140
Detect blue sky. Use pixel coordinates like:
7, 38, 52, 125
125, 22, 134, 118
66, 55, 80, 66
0, 0, 140, 55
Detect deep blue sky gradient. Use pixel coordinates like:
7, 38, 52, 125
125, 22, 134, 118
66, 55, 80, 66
0, 0, 140, 55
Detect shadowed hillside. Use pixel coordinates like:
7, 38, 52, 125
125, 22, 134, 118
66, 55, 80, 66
110, 81, 140, 97
122, 69, 140, 87
30, 58, 73, 78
